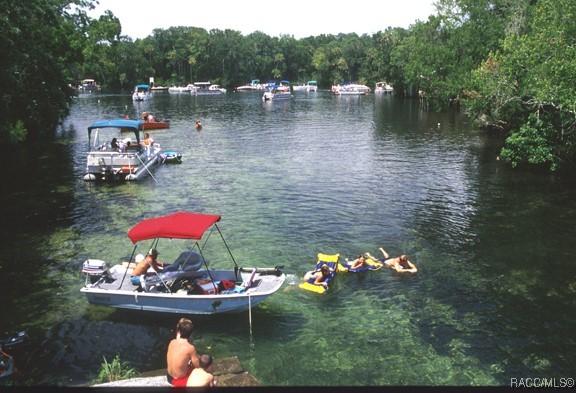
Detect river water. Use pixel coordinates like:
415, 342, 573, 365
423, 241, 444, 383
1, 91, 575, 386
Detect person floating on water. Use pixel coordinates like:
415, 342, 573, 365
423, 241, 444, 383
195, 119, 202, 130
364, 247, 418, 274
347, 254, 368, 270
303, 264, 332, 288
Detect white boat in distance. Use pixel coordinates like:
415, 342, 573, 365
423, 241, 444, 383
83, 119, 161, 182
235, 79, 265, 92
80, 211, 286, 315
192, 82, 225, 96
331, 83, 371, 95
132, 84, 151, 101
262, 80, 292, 101
168, 84, 195, 93
293, 80, 318, 93
375, 81, 394, 94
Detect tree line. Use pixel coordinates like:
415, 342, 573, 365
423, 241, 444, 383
1, 0, 575, 171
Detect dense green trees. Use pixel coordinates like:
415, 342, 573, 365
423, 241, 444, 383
2, 0, 575, 170
0, 0, 95, 143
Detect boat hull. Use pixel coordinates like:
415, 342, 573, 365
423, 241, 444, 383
84, 151, 161, 182
142, 121, 170, 130
81, 268, 285, 314
81, 287, 272, 314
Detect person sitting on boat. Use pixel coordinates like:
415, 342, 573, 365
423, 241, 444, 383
303, 264, 332, 288
347, 254, 368, 271
166, 318, 200, 387
110, 138, 120, 151
142, 133, 154, 147
130, 248, 164, 284
187, 354, 216, 387
365, 247, 418, 274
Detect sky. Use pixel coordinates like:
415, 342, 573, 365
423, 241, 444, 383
89, 0, 437, 40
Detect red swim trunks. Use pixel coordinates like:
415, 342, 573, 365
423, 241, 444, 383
168, 370, 192, 387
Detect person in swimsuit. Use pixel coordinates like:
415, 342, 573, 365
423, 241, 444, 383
303, 265, 332, 288
187, 354, 216, 387
347, 254, 368, 270
166, 318, 200, 387
365, 247, 418, 274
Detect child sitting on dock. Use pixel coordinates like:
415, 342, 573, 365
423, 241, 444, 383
187, 354, 216, 387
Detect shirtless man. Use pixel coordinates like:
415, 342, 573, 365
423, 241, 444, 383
166, 318, 200, 387
187, 354, 216, 387
131, 248, 163, 277
366, 247, 418, 274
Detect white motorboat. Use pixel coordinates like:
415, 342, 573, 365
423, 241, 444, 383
375, 81, 394, 94
77, 78, 101, 94
235, 79, 265, 92
80, 211, 286, 315
83, 119, 162, 182
293, 80, 318, 93
262, 80, 292, 101
168, 84, 195, 94
331, 83, 370, 95
192, 82, 225, 96
132, 84, 151, 101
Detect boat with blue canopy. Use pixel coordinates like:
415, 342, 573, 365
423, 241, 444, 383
262, 80, 292, 101
83, 119, 162, 182
132, 84, 151, 101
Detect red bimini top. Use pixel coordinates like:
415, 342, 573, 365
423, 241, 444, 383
127, 211, 221, 243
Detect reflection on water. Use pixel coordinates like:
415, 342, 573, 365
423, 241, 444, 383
1, 92, 576, 385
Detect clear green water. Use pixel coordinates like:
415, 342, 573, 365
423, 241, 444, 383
1, 92, 575, 385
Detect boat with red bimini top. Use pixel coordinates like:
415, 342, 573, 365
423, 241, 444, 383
80, 212, 286, 315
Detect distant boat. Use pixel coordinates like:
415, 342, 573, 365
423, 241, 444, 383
168, 84, 195, 93
132, 84, 151, 101
150, 86, 169, 92
293, 80, 318, 93
235, 79, 265, 92
262, 80, 292, 101
192, 82, 225, 96
77, 78, 100, 93
375, 81, 394, 94
331, 83, 370, 95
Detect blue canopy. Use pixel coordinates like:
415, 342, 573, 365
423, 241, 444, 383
135, 84, 150, 90
87, 119, 144, 144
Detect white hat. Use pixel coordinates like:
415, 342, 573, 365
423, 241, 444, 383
135, 254, 145, 263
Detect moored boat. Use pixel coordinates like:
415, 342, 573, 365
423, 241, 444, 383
83, 119, 162, 182
77, 78, 101, 93
235, 79, 265, 92
80, 211, 286, 315
132, 84, 151, 101
192, 82, 225, 96
262, 80, 292, 101
142, 119, 170, 130
375, 81, 394, 94
293, 80, 318, 93
331, 83, 370, 95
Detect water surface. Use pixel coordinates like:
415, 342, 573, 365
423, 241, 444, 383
1, 91, 575, 385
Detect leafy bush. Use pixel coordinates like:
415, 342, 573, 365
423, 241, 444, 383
94, 355, 137, 384
500, 114, 557, 170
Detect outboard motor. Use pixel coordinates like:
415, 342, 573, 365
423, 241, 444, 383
82, 259, 108, 285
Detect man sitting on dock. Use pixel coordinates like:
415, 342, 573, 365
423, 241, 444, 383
166, 318, 200, 387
